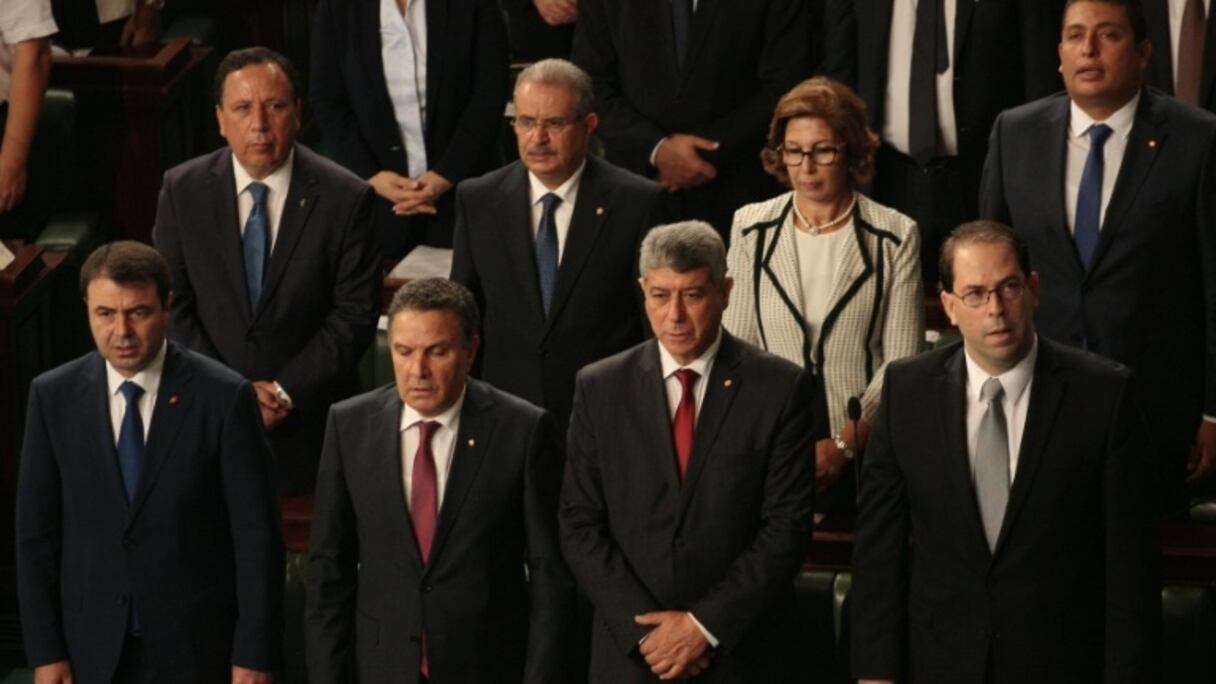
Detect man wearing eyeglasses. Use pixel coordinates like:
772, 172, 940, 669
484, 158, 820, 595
451, 58, 664, 436
851, 220, 1159, 683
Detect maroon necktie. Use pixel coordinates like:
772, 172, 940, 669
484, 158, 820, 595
672, 369, 699, 479
410, 420, 439, 678
1178, 0, 1207, 105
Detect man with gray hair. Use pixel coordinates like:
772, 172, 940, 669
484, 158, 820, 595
451, 57, 665, 434
559, 221, 817, 682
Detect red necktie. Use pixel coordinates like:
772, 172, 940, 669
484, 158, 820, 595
672, 369, 699, 479
410, 420, 439, 678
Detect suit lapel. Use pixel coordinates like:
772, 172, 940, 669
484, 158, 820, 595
936, 348, 991, 555
371, 388, 425, 569
357, 0, 404, 151
257, 148, 319, 320
1090, 92, 1165, 274
1043, 98, 1083, 277
683, 0, 720, 83
209, 151, 254, 322
82, 355, 131, 509
993, 342, 1064, 557
424, 0, 447, 135
427, 381, 494, 571
546, 161, 609, 330
500, 164, 547, 322
637, 343, 683, 496
127, 344, 194, 524
952, 0, 975, 60
677, 333, 741, 520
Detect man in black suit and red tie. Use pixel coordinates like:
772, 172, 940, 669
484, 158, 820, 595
154, 47, 381, 495
560, 221, 817, 682
306, 278, 575, 684
851, 221, 1159, 683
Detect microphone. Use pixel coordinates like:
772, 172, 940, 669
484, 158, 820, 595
847, 396, 863, 507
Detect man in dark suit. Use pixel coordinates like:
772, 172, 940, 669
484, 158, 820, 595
309, 0, 509, 257
153, 47, 382, 495
1145, 0, 1216, 112
451, 58, 664, 432
306, 278, 574, 684
980, 0, 1216, 512
851, 221, 1159, 683
560, 221, 817, 682
17, 241, 284, 684
822, 0, 1062, 282
571, 0, 809, 241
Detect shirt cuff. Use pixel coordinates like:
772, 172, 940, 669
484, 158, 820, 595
688, 612, 719, 648
1204, 415, 1216, 424
649, 137, 667, 168
273, 382, 295, 409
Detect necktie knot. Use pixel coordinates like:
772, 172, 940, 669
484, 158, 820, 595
980, 377, 1004, 404
674, 368, 700, 393
247, 181, 268, 206
1087, 123, 1113, 148
119, 380, 144, 405
416, 420, 439, 445
541, 192, 562, 214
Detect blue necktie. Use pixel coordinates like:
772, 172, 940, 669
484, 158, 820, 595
536, 193, 562, 316
1074, 124, 1112, 269
672, 0, 693, 71
117, 381, 145, 502
243, 181, 270, 308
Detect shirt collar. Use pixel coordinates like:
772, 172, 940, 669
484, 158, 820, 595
1069, 92, 1140, 141
232, 148, 294, 200
963, 335, 1038, 405
657, 329, 723, 380
400, 385, 467, 433
528, 159, 586, 206
106, 340, 168, 401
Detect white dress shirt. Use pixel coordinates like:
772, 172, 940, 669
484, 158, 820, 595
381, 0, 429, 179
232, 149, 294, 250
1064, 94, 1138, 235
399, 387, 464, 510
106, 342, 167, 445
527, 161, 586, 263
95, 0, 159, 25
0, 0, 57, 104
883, 0, 959, 157
1169, 0, 1213, 84
792, 217, 850, 350
963, 338, 1037, 482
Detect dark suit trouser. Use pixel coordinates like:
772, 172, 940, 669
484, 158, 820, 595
112, 636, 157, 684
873, 144, 967, 285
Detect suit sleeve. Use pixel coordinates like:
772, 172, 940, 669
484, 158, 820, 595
522, 411, 577, 684
430, 0, 510, 185
721, 212, 762, 347
686, 369, 816, 650
309, 0, 383, 180
222, 381, 286, 670
274, 185, 381, 414
559, 373, 664, 655
1102, 375, 1160, 681
14, 380, 69, 667
978, 112, 1013, 225
849, 367, 910, 680
305, 408, 360, 683
819, 0, 858, 88
1198, 128, 1216, 416
860, 224, 924, 422
153, 173, 222, 359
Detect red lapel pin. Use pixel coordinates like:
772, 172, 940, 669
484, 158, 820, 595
169, 395, 178, 405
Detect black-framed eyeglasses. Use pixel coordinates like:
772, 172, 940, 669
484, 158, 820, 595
780, 143, 846, 167
947, 279, 1028, 308
511, 116, 576, 134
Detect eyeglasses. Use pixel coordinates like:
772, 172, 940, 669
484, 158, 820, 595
511, 116, 576, 134
948, 279, 1027, 308
780, 143, 846, 167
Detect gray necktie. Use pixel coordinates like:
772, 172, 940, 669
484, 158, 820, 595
975, 377, 1009, 551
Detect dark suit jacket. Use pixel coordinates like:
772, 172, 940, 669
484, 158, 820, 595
979, 88, 1216, 509
571, 0, 809, 237
450, 157, 665, 431
310, 0, 509, 256
16, 343, 285, 683
850, 340, 1159, 683
305, 379, 575, 684
153, 145, 382, 495
501, 0, 574, 61
1145, 0, 1216, 113
821, 0, 1062, 218
559, 333, 817, 683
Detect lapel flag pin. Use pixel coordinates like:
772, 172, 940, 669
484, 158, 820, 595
300, 198, 307, 207
468, 438, 476, 447
1148, 140, 1157, 148
169, 395, 178, 405
596, 206, 605, 216
724, 378, 733, 387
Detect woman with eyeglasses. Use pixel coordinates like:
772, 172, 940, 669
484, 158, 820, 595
723, 77, 924, 513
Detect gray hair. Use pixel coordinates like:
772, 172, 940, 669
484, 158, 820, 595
387, 278, 480, 346
514, 58, 595, 118
638, 221, 727, 287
